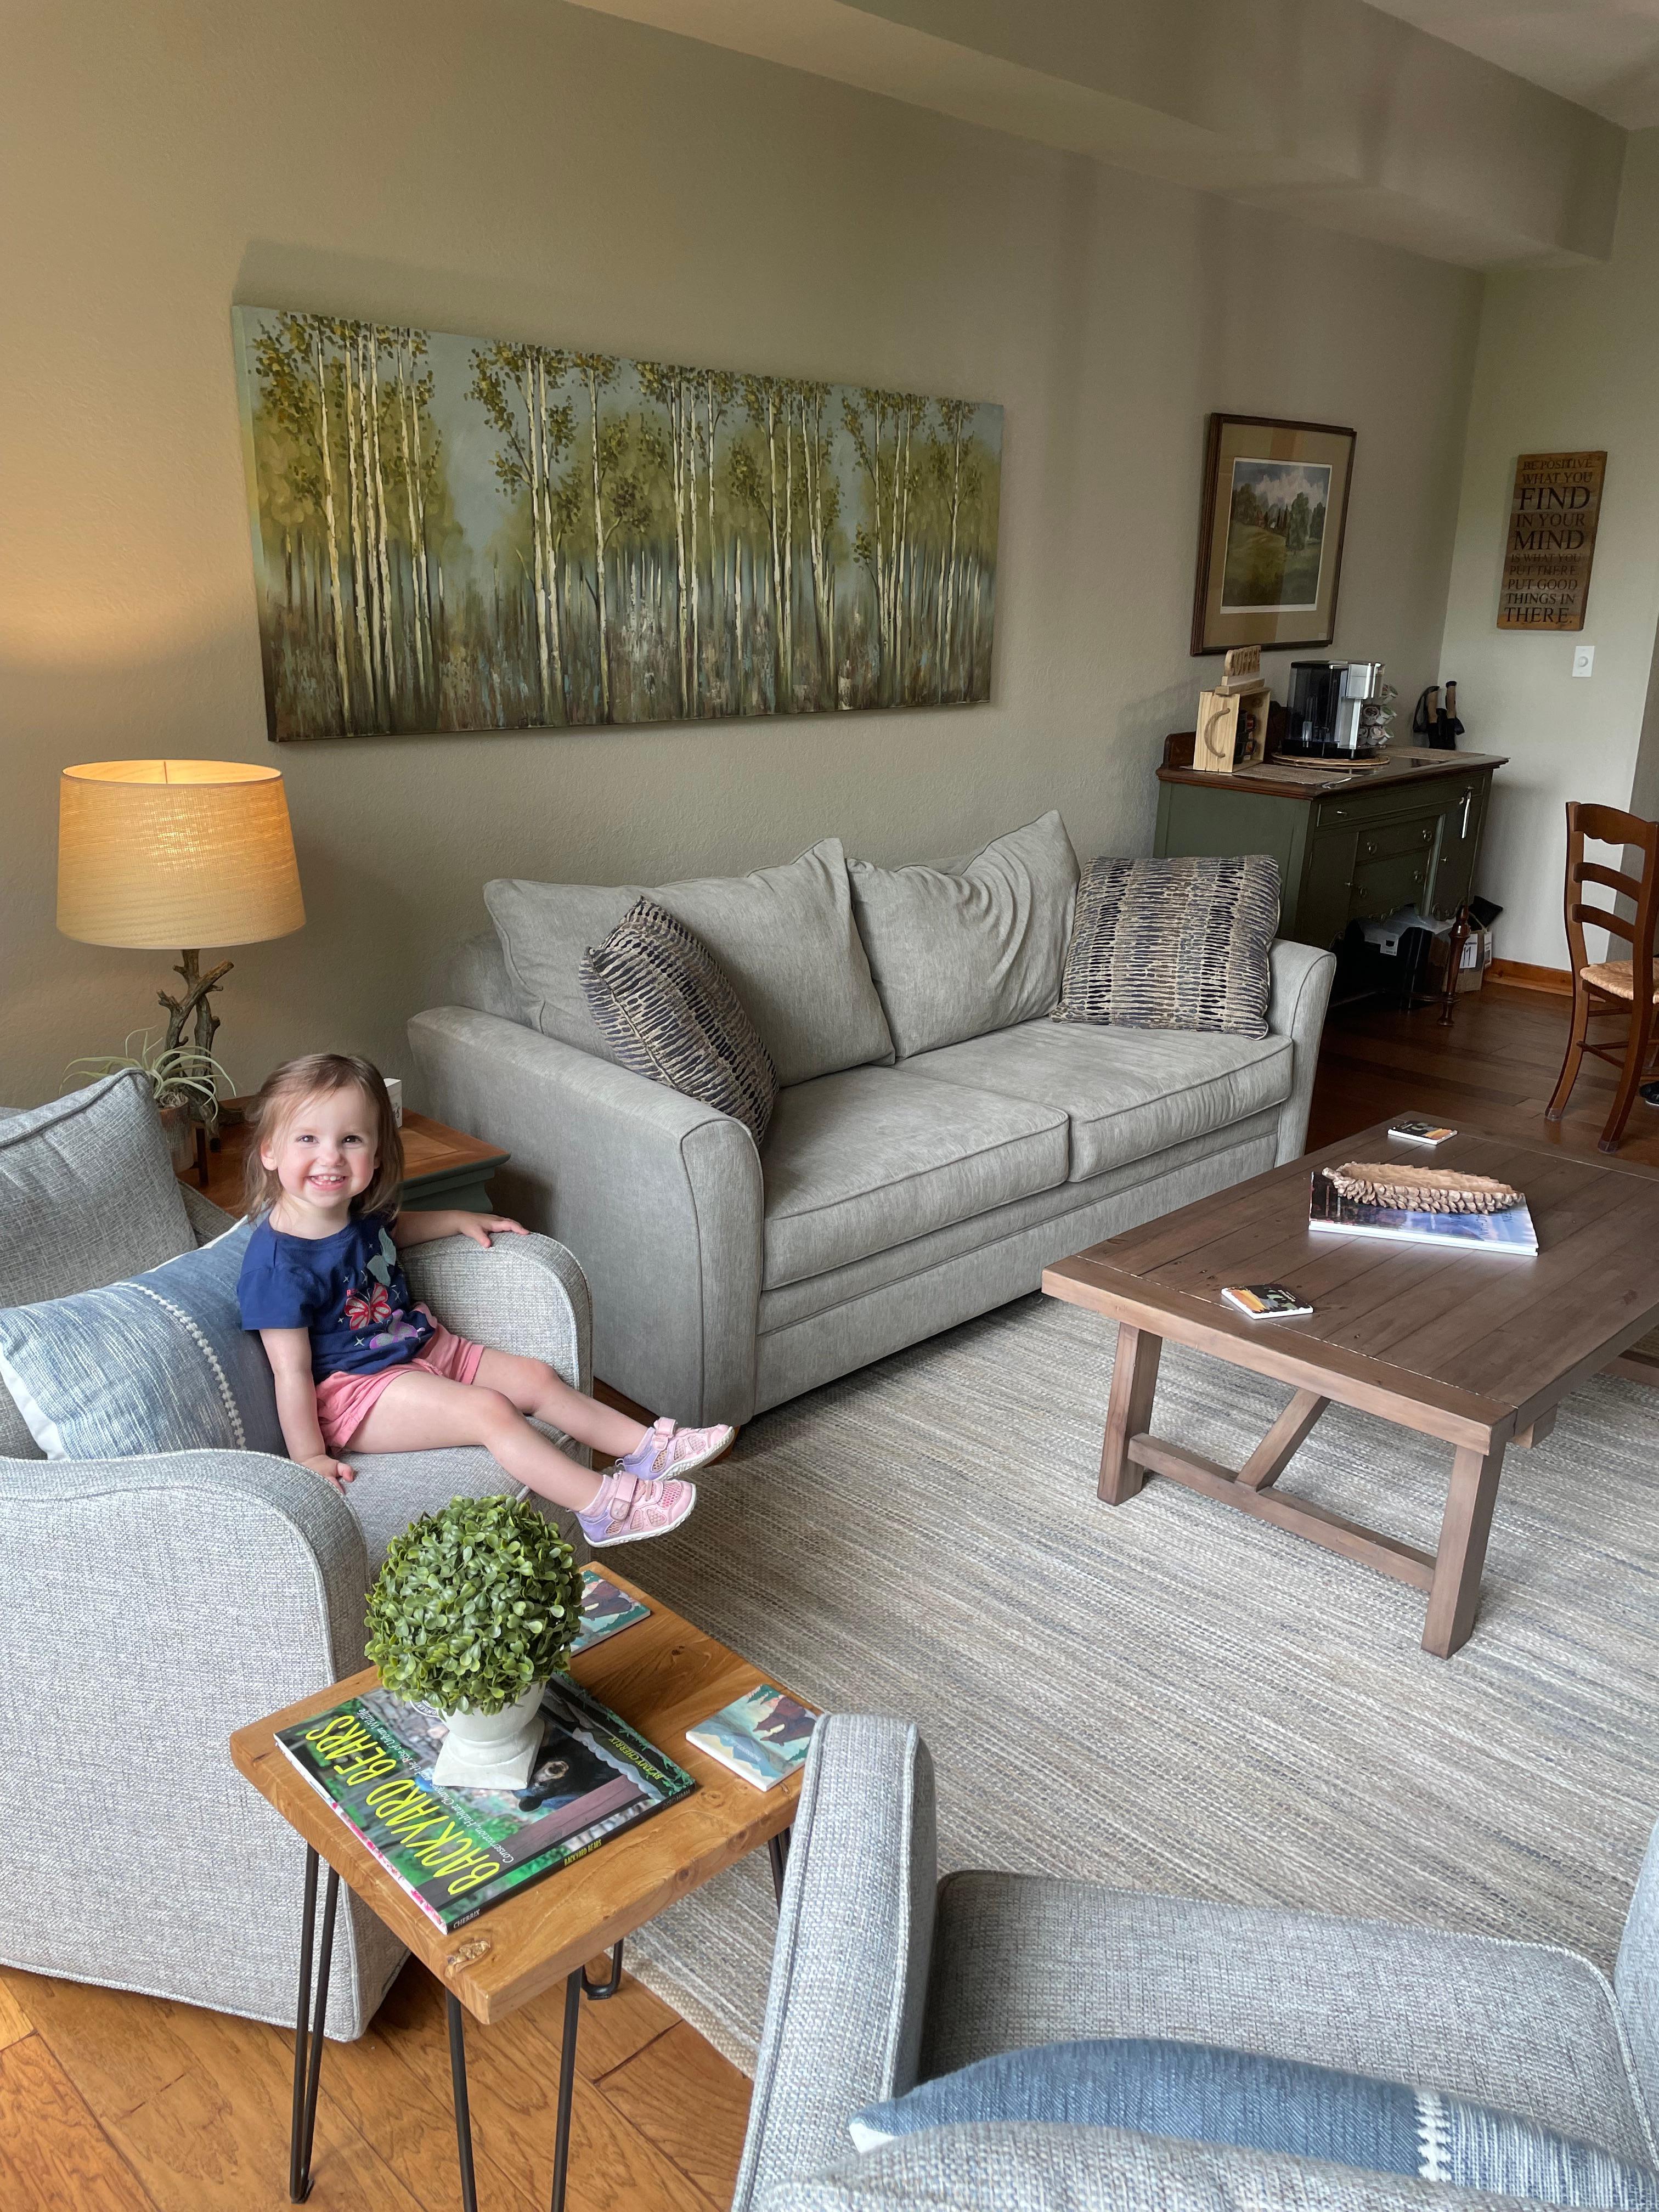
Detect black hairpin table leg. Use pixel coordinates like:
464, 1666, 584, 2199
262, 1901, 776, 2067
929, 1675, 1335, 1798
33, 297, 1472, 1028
447, 1994, 481, 2212
289, 1847, 340, 2203
769, 1827, 792, 1906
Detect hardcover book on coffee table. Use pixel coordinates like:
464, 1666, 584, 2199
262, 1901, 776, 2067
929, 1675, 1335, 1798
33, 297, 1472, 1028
1309, 1164, 1538, 1254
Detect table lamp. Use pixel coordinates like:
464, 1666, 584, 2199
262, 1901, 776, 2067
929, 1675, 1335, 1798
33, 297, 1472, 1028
57, 759, 305, 1065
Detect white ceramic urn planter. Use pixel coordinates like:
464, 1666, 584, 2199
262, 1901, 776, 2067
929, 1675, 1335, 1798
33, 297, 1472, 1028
431, 1678, 547, 1790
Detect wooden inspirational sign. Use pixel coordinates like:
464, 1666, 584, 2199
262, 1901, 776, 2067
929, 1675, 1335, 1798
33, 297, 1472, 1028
1497, 451, 1605, 631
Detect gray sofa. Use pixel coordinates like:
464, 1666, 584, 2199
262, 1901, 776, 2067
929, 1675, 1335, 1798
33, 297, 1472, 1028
738, 1714, 1659, 2212
410, 821, 1336, 1426
0, 1071, 592, 2037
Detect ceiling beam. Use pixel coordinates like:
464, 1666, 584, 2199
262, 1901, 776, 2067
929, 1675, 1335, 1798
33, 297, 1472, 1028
567, 0, 1626, 267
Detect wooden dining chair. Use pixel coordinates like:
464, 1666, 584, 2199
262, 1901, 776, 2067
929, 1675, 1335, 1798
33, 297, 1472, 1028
1545, 801, 1659, 1152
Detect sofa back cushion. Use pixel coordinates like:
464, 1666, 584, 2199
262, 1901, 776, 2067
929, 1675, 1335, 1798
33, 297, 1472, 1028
582, 899, 780, 1144
487, 838, 893, 1087
1053, 854, 1280, 1040
0, 1073, 196, 1459
848, 812, 1080, 1059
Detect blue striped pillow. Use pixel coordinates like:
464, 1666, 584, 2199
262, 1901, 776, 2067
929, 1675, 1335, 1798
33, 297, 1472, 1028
851, 2041, 1658, 2207
0, 1217, 286, 1460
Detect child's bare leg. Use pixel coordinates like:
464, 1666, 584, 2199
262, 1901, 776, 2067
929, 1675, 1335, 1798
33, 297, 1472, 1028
473, 1350, 647, 1460
344, 1368, 603, 1513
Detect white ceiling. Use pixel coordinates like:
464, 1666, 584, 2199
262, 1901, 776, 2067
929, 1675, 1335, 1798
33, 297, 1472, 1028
1364, 0, 1659, 125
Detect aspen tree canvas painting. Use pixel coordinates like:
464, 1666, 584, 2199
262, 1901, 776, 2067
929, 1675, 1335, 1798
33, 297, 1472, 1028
231, 307, 1002, 741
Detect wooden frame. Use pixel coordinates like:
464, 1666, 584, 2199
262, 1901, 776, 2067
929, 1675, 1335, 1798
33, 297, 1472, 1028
1190, 413, 1356, 656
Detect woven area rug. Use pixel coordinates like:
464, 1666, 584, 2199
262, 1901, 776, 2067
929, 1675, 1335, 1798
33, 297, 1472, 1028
622, 1292, 1659, 2072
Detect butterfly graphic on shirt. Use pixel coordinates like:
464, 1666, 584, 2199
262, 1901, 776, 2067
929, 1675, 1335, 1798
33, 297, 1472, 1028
342, 1283, 392, 1330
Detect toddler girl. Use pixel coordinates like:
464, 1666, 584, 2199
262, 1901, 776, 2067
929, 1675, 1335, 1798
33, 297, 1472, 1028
236, 1052, 731, 1545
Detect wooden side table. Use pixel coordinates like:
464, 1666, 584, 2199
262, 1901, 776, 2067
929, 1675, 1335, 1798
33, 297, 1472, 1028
183, 1104, 509, 1216
231, 1568, 803, 2209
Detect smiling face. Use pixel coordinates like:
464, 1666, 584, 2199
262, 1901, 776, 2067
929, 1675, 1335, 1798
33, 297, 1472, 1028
261, 1082, 380, 1224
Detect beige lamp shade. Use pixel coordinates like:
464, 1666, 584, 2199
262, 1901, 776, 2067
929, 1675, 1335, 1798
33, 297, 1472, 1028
58, 759, 305, 950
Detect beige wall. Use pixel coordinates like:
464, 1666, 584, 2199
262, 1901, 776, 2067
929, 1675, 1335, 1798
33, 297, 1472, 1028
1439, 129, 1659, 970
1, 0, 1479, 1109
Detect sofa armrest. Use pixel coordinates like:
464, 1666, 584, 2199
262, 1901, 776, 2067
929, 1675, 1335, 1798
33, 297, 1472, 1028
0, 1448, 401, 2036
408, 1007, 764, 1424
401, 1231, 591, 1394
1267, 939, 1337, 1166
757, 2122, 1536, 2212
182, 1181, 239, 1243
735, 1715, 938, 2212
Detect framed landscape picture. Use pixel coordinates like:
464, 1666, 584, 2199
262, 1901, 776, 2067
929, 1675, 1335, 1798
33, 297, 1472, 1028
1190, 414, 1356, 656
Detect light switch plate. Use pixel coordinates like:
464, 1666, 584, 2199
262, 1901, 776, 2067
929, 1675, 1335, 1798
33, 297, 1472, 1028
1572, 644, 1595, 678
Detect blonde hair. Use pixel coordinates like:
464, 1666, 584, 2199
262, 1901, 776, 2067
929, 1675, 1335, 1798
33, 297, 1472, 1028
243, 1053, 404, 1222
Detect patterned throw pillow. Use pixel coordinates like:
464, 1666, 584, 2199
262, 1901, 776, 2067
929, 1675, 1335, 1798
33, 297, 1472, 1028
849, 2040, 1659, 2208
1053, 854, 1280, 1038
0, 1217, 286, 1460
582, 897, 780, 1145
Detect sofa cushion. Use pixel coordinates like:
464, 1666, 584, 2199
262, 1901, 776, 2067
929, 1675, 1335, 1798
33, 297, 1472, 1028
581, 898, 780, 1144
762, 1066, 1068, 1288
924, 1874, 1658, 2169
850, 2039, 1659, 2205
1055, 854, 1281, 1039
0, 1072, 195, 1460
0, 1217, 286, 1460
848, 812, 1080, 1058
487, 838, 893, 1086
901, 1020, 1293, 1183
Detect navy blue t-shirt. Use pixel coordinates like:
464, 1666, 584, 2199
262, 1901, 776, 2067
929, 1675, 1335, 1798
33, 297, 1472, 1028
238, 1212, 435, 1382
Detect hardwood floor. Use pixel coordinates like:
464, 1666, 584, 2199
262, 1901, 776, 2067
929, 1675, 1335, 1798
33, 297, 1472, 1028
3, 975, 1645, 2212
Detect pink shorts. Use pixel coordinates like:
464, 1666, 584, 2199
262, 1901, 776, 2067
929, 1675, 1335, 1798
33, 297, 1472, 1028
314, 1321, 486, 1453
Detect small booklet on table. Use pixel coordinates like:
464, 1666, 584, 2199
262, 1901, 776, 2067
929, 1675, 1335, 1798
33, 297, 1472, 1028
571, 1566, 651, 1653
687, 1685, 821, 1791
1221, 1283, 1313, 1319
1387, 1118, 1457, 1147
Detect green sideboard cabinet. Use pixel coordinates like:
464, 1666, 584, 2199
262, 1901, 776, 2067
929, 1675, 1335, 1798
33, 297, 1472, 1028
1153, 744, 1507, 951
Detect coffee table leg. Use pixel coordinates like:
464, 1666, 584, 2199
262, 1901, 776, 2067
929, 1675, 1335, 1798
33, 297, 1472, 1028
288, 1847, 340, 2203
549, 1967, 583, 2212
1423, 1442, 1506, 1658
1099, 1325, 1163, 1503
446, 1995, 481, 2212
768, 1827, 791, 1905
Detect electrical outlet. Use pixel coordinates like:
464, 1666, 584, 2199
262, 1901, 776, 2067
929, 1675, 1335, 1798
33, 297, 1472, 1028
1572, 644, 1595, 678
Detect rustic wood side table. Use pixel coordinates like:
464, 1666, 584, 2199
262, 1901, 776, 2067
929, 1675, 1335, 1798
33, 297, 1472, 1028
230, 1568, 802, 2208
184, 1103, 509, 1215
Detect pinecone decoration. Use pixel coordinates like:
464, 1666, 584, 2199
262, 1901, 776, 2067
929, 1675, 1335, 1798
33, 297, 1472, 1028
1324, 1163, 1522, 1215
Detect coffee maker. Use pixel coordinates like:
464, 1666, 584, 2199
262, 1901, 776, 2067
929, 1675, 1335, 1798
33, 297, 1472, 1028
1284, 661, 1385, 757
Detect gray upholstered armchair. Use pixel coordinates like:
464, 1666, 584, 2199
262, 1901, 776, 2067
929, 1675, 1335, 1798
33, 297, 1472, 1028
738, 1714, 1659, 2210
0, 1073, 592, 2038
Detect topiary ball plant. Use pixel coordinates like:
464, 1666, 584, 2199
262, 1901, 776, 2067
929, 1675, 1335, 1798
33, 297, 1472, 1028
365, 1494, 585, 1717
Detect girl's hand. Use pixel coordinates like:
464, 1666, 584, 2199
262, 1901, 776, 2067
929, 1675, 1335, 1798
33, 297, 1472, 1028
300, 1452, 357, 1487
454, 1211, 527, 1247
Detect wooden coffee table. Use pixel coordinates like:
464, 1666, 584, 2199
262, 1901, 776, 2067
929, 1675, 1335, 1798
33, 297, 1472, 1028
1043, 1118, 1659, 1657
231, 1568, 802, 2208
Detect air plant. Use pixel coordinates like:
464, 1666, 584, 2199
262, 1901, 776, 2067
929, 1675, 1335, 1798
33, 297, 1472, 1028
64, 1029, 234, 1126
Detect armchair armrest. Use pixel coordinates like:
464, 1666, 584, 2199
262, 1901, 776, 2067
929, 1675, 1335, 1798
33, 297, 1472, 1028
401, 1229, 591, 1399
0, 1448, 401, 2036
1267, 938, 1336, 1165
408, 1007, 764, 1424
735, 1714, 938, 2212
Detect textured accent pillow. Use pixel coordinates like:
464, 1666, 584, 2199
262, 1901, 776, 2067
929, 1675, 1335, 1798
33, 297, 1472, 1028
848, 812, 1081, 1058
0, 1071, 198, 1460
487, 837, 893, 1086
850, 2040, 1659, 2207
582, 898, 780, 1144
1053, 854, 1280, 1037
0, 1217, 286, 1460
